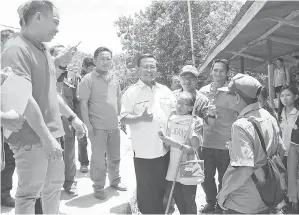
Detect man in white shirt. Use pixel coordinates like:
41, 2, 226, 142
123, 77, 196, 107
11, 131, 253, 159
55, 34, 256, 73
120, 54, 176, 214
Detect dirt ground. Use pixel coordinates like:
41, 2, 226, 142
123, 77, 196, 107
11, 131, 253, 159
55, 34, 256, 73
1, 129, 207, 215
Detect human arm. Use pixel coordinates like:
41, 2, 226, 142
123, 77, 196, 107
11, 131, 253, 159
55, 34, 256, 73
217, 123, 255, 209
0, 110, 25, 132
24, 96, 63, 158
217, 166, 254, 209
117, 85, 121, 115
286, 67, 291, 86
158, 132, 200, 153
77, 76, 94, 135
119, 89, 153, 125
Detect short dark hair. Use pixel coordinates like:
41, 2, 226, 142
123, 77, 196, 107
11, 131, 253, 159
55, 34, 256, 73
93, 47, 112, 59
293, 55, 299, 60
211, 58, 230, 72
49, 44, 64, 56
22, 0, 55, 26
1, 29, 15, 42
82, 57, 95, 68
258, 86, 268, 100
137, 54, 157, 67
276, 57, 284, 63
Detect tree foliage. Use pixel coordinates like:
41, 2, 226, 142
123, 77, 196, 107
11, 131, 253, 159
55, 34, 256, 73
114, 0, 244, 77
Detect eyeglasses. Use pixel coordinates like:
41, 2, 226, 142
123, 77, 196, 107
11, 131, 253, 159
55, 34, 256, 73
180, 76, 197, 82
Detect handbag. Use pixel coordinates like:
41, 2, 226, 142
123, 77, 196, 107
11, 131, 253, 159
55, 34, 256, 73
179, 147, 205, 185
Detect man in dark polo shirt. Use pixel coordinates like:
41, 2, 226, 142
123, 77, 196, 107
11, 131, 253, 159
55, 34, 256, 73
199, 59, 237, 213
1, 1, 86, 214
78, 47, 127, 200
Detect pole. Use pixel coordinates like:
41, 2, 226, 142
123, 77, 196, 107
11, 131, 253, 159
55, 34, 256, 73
187, 0, 195, 66
267, 39, 274, 106
240, 56, 244, 73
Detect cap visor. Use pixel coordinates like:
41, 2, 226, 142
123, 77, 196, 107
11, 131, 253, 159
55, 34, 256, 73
218, 86, 229, 92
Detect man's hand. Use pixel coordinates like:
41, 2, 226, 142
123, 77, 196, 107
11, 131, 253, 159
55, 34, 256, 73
207, 105, 217, 117
44, 137, 63, 159
71, 116, 88, 137
1, 110, 25, 132
139, 108, 153, 122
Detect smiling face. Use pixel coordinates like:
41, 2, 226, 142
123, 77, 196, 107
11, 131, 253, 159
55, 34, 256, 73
94, 51, 112, 74
138, 57, 158, 84
179, 73, 197, 92
211, 62, 228, 83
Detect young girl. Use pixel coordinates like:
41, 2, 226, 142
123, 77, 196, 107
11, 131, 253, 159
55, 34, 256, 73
278, 85, 299, 167
158, 91, 203, 214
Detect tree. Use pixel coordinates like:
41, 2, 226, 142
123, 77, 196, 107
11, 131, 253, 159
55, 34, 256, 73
114, 0, 244, 78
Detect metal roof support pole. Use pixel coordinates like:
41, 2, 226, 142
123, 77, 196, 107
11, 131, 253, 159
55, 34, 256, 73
187, 0, 195, 66
240, 56, 245, 73
267, 39, 274, 106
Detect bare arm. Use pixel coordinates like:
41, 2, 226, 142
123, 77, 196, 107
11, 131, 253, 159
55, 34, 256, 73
57, 93, 75, 118
286, 67, 291, 85
120, 114, 142, 125
80, 99, 91, 126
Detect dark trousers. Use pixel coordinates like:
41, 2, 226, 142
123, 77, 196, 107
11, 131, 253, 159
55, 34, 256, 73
1, 142, 15, 195
172, 182, 197, 214
134, 152, 170, 214
78, 136, 89, 166
201, 147, 230, 204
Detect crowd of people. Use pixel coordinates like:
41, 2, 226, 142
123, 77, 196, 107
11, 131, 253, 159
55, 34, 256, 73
1, 1, 299, 215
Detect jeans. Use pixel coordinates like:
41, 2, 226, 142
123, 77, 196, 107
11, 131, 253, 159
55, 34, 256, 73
172, 182, 197, 214
78, 135, 89, 166
61, 117, 76, 190
10, 142, 64, 214
1, 142, 15, 196
89, 129, 121, 192
201, 147, 230, 204
134, 152, 170, 214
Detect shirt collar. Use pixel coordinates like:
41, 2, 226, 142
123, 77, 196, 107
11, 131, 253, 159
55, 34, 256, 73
136, 79, 157, 89
20, 33, 46, 51
210, 82, 228, 92
283, 107, 299, 116
238, 102, 261, 119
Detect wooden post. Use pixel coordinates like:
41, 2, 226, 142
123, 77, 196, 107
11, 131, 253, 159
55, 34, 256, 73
267, 39, 274, 106
187, 0, 195, 66
240, 56, 244, 73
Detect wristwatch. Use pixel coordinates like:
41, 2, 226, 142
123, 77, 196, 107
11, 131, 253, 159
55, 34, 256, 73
67, 115, 76, 123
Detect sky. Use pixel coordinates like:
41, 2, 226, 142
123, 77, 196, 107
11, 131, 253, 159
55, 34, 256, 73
0, 0, 152, 54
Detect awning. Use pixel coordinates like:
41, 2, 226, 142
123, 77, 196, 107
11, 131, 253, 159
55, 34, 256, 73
199, 1, 299, 74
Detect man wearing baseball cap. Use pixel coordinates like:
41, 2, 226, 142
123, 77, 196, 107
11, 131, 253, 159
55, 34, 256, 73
216, 74, 285, 213
173, 65, 209, 118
